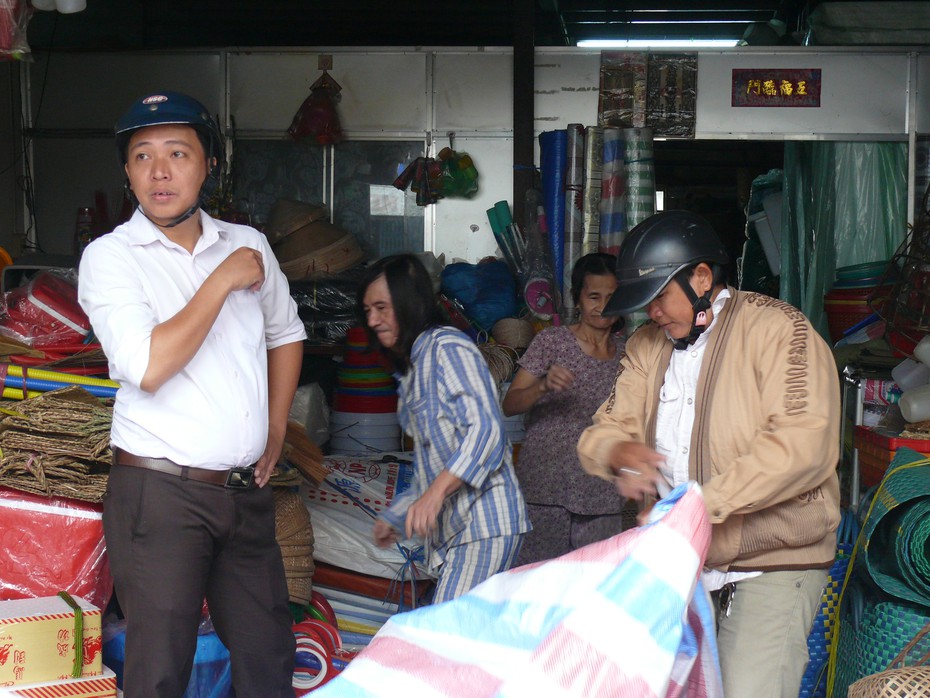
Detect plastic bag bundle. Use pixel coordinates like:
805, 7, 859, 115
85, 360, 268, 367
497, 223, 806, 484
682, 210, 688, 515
288, 72, 344, 145
289, 271, 363, 344
393, 148, 479, 206
0, 270, 91, 348
440, 260, 518, 332
0, 0, 32, 60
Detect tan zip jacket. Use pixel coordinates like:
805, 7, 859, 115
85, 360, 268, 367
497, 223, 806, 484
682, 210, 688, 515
577, 288, 841, 571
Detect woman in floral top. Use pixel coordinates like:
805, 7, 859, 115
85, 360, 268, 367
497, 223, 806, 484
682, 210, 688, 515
502, 253, 626, 564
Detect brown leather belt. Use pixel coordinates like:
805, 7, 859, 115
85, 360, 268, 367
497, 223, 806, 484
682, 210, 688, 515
112, 447, 255, 489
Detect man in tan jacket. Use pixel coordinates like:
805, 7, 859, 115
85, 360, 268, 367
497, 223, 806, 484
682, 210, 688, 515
578, 210, 840, 698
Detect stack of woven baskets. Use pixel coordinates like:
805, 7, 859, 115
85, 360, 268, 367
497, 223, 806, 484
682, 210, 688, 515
273, 488, 315, 605
265, 198, 365, 281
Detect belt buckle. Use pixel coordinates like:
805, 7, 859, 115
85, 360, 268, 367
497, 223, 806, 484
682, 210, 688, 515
225, 467, 254, 489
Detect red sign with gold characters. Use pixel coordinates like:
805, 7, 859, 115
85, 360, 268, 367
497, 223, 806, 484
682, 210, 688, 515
731, 68, 821, 107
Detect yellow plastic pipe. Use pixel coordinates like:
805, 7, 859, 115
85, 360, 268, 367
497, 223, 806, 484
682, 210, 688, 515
2, 387, 42, 400
2, 364, 119, 389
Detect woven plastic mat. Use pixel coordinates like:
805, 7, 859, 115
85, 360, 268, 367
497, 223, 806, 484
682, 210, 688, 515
848, 622, 930, 698
896, 500, 930, 600
828, 447, 930, 697
800, 508, 858, 698
862, 448, 930, 607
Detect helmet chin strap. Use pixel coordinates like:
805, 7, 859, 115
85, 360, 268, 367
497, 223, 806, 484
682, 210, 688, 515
124, 181, 203, 230
671, 276, 714, 351
139, 202, 200, 229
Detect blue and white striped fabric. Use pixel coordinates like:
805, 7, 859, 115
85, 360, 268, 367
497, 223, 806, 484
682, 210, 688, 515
380, 326, 530, 577
315, 483, 722, 698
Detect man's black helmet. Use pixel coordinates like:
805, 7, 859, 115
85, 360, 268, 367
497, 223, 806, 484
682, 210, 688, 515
603, 210, 729, 317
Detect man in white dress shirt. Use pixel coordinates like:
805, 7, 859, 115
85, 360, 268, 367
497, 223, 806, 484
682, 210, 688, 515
78, 91, 306, 698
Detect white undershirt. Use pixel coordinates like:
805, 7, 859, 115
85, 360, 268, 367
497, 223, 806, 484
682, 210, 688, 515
654, 288, 759, 590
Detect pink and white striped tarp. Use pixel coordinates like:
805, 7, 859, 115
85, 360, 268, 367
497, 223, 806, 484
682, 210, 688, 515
315, 483, 722, 698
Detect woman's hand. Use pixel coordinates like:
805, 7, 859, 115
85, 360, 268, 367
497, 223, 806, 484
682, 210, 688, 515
404, 489, 445, 539
502, 364, 574, 416
373, 519, 398, 549
541, 364, 574, 393
609, 441, 665, 500
402, 469, 463, 539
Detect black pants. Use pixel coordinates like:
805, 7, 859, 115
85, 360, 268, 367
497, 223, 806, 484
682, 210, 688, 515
104, 464, 295, 698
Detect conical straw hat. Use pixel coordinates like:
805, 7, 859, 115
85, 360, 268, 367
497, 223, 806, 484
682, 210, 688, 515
265, 198, 329, 245
276, 229, 365, 280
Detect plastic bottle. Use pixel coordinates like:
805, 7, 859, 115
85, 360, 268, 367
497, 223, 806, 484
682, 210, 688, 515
892, 358, 930, 392
899, 384, 930, 423
74, 207, 94, 254
913, 335, 930, 367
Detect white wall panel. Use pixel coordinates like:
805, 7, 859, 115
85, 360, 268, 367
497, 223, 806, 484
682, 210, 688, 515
229, 52, 428, 133
433, 53, 512, 132
29, 52, 222, 129
534, 50, 600, 132
431, 136, 513, 262
695, 51, 909, 138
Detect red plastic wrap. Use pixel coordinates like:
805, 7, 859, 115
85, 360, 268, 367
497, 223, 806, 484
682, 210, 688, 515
287, 73, 344, 145
0, 486, 113, 611
0, 0, 33, 61
0, 270, 91, 348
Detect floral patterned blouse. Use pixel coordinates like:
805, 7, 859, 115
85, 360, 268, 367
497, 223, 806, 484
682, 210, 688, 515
514, 325, 626, 515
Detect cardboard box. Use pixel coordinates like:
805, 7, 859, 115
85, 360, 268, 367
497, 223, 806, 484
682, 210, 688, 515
0, 596, 102, 686
0, 665, 115, 697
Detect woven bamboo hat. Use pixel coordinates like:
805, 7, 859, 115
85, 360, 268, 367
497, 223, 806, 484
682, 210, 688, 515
264, 198, 329, 245
274, 222, 365, 280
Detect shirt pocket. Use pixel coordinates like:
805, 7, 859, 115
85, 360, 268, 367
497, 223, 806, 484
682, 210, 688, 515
402, 393, 430, 445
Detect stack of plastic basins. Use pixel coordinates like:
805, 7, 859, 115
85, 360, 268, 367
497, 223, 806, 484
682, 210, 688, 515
823, 261, 890, 344
329, 327, 400, 453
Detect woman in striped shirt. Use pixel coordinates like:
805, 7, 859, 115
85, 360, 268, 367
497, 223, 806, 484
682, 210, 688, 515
358, 254, 531, 603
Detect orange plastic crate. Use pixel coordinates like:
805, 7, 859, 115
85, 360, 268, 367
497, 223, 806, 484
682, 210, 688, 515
853, 425, 930, 487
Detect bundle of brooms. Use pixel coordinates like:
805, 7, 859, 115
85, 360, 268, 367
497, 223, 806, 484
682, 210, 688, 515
0, 386, 111, 502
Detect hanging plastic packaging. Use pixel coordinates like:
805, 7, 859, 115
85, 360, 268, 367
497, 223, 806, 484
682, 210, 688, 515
0, 0, 33, 60
288, 72, 344, 145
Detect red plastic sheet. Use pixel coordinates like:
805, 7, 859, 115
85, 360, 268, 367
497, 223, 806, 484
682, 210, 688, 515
0, 486, 112, 610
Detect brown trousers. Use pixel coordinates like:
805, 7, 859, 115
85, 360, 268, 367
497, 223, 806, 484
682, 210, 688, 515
104, 463, 295, 698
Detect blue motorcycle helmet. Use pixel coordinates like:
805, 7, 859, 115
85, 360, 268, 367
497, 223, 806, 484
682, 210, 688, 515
115, 91, 224, 227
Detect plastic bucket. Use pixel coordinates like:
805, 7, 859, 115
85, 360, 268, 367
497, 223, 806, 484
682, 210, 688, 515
332, 392, 397, 413
330, 435, 401, 452
330, 410, 399, 426
330, 422, 401, 439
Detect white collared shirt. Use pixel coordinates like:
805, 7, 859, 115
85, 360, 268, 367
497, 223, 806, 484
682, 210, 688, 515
78, 208, 306, 469
654, 288, 759, 589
